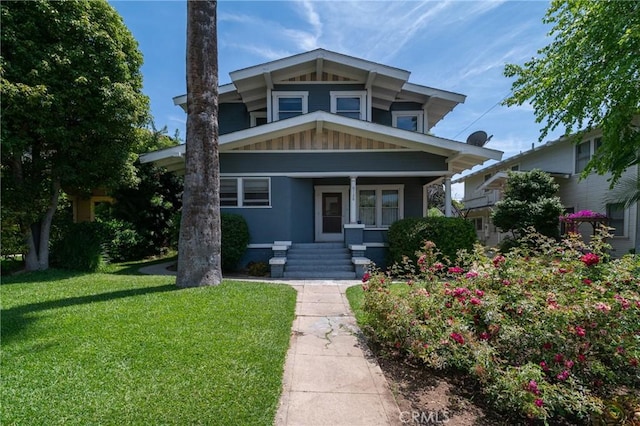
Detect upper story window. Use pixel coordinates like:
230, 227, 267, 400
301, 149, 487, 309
392, 111, 424, 132
330, 91, 366, 120
510, 164, 520, 172
220, 177, 271, 208
575, 141, 591, 173
575, 137, 602, 174
250, 111, 267, 127
272, 91, 308, 121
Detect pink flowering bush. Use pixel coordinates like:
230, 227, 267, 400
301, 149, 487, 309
360, 230, 639, 423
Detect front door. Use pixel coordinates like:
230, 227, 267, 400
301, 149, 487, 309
314, 186, 349, 241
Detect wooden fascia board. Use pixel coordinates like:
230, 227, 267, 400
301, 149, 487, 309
402, 82, 466, 104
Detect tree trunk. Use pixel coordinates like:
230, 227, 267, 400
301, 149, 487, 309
24, 179, 61, 271
176, 0, 222, 287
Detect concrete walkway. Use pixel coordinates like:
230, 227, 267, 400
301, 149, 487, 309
276, 282, 401, 426
139, 263, 402, 425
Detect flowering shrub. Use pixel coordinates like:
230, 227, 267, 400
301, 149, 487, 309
360, 230, 640, 422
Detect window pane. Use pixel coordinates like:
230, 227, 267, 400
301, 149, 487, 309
396, 115, 418, 131
358, 190, 376, 226
607, 203, 625, 236
335, 97, 361, 119
220, 179, 238, 206
336, 97, 360, 111
255, 116, 268, 126
243, 179, 269, 206
381, 190, 398, 226
279, 97, 302, 112
575, 141, 590, 173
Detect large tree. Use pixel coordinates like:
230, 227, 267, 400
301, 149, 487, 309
1, 1, 149, 271
504, 0, 640, 185
176, 0, 222, 287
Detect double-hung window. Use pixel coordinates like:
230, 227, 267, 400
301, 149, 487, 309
606, 203, 625, 237
392, 111, 424, 132
357, 185, 403, 227
220, 177, 271, 207
330, 91, 366, 120
575, 141, 591, 173
272, 91, 308, 121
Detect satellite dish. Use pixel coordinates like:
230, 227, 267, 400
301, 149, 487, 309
466, 130, 493, 146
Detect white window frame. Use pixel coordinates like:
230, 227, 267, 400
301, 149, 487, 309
250, 111, 267, 127
272, 91, 308, 122
220, 177, 271, 208
392, 111, 424, 133
357, 184, 404, 229
330, 90, 367, 120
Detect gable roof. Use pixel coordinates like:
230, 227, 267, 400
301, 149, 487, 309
172, 48, 466, 130
140, 111, 502, 174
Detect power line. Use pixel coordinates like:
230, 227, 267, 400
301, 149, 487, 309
453, 91, 512, 140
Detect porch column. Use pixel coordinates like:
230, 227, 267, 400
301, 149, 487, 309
444, 176, 452, 217
349, 176, 357, 223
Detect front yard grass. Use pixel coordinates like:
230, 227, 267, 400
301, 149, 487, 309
1, 267, 297, 425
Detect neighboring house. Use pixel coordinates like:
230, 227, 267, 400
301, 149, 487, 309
455, 130, 639, 256
140, 49, 502, 278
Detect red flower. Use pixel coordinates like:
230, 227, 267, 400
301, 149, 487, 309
580, 253, 600, 267
475, 289, 485, 297
540, 361, 549, 371
449, 332, 465, 344
470, 297, 482, 306
448, 266, 464, 274
582, 278, 592, 285
556, 370, 570, 381
492, 255, 506, 268
362, 272, 370, 283
479, 332, 490, 340
527, 380, 540, 395
554, 353, 564, 363
535, 398, 544, 407
575, 326, 586, 337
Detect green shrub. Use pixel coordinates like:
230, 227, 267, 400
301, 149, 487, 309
387, 217, 476, 267
100, 219, 146, 262
221, 213, 250, 271
51, 221, 109, 272
360, 229, 640, 423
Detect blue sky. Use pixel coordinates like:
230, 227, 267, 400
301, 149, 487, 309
111, 0, 562, 198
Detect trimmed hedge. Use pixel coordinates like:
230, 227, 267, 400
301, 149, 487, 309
387, 217, 477, 267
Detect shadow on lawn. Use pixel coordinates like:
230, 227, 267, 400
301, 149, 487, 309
1, 284, 176, 343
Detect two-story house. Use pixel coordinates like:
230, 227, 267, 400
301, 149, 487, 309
455, 130, 639, 256
141, 49, 502, 278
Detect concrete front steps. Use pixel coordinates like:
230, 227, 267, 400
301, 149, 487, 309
283, 243, 357, 279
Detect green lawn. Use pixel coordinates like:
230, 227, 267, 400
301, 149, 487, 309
1, 266, 297, 425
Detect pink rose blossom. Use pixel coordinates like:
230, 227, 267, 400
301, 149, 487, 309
540, 361, 549, 371
448, 266, 464, 274
362, 272, 370, 283
575, 326, 586, 337
535, 399, 544, 407
470, 297, 482, 306
475, 289, 485, 297
556, 370, 570, 381
479, 332, 490, 340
